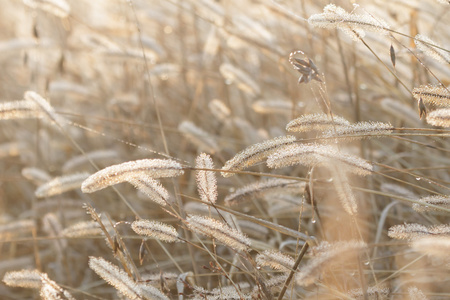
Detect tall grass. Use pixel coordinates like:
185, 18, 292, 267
0, 0, 449, 299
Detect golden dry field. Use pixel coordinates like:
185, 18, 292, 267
0, 0, 449, 299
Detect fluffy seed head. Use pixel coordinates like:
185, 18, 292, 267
388, 223, 450, 241
308, 4, 390, 41
195, 153, 217, 204
178, 121, 219, 154
411, 236, 450, 260
322, 121, 393, 140
267, 143, 373, 176
256, 250, 295, 272
412, 85, 450, 107
81, 159, 184, 193
0, 100, 41, 120
127, 175, 170, 206
221, 135, 296, 177
35, 173, 90, 198
296, 240, 367, 286
415, 34, 450, 64
426, 108, 450, 127
3, 269, 43, 289
131, 219, 179, 243
286, 113, 350, 132
186, 215, 251, 252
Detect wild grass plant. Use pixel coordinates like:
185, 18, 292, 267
0, 0, 449, 299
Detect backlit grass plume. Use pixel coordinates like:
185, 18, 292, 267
388, 223, 450, 241
321, 121, 394, 140
81, 159, 183, 193
412, 85, 450, 107
296, 241, 367, 286
286, 113, 350, 132
267, 143, 373, 176
308, 4, 390, 41
195, 153, 218, 204
186, 215, 251, 252
221, 135, 296, 177
131, 219, 179, 243
415, 34, 450, 64
89, 256, 169, 300
426, 108, 450, 127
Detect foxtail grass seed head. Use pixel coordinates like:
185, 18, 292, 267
35, 172, 90, 198
42, 213, 67, 253
411, 236, 450, 260
252, 99, 298, 115
24, 91, 67, 126
286, 113, 350, 132
195, 153, 217, 204
408, 286, 429, 300
308, 4, 390, 41
0, 100, 40, 120
322, 121, 393, 140
21, 167, 51, 185
224, 178, 304, 206
412, 194, 450, 212
347, 285, 390, 300
127, 175, 169, 206
193, 282, 251, 300
426, 108, 450, 127
81, 159, 184, 193
415, 34, 450, 64
412, 85, 450, 107
178, 121, 219, 154
266, 143, 321, 169
219, 63, 261, 97
388, 223, 450, 241
221, 135, 296, 177
62, 149, 118, 173
329, 164, 358, 215
296, 240, 367, 286
208, 99, 231, 121
0, 219, 36, 238
61, 221, 102, 238
131, 219, 179, 243
3, 269, 43, 289
40, 273, 75, 300
23, 0, 71, 18
267, 143, 372, 177
89, 256, 169, 300
89, 256, 140, 300
186, 215, 251, 252
256, 250, 295, 272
